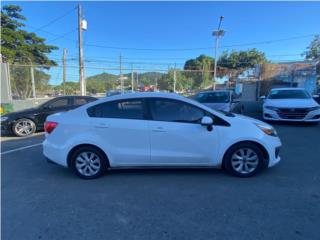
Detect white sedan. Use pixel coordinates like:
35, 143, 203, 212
262, 88, 320, 123
43, 92, 281, 179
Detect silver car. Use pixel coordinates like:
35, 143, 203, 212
193, 90, 243, 113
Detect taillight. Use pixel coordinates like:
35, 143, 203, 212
44, 121, 58, 134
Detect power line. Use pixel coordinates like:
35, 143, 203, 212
30, 7, 76, 33
23, 23, 319, 52
46, 29, 77, 43
81, 33, 318, 51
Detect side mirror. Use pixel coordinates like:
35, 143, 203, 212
201, 116, 213, 131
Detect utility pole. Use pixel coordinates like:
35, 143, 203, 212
63, 48, 67, 95
119, 54, 123, 93
30, 64, 36, 99
212, 16, 225, 90
173, 63, 177, 93
136, 72, 139, 89
131, 63, 134, 92
78, 4, 85, 96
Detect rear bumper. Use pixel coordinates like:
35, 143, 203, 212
43, 139, 68, 167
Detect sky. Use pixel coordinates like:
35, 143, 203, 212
3, 1, 320, 85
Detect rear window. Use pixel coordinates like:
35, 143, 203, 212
87, 99, 144, 120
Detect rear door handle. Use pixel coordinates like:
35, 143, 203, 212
95, 123, 108, 128
152, 127, 166, 132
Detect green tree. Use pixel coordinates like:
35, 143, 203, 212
184, 55, 214, 89
1, 5, 58, 98
219, 48, 267, 82
304, 35, 320, 61
54, 82, 79, 95
303, 35, 320, 85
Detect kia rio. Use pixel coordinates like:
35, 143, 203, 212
43, 92, 281, 179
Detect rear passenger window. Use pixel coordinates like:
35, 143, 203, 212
87, 99, 144, 120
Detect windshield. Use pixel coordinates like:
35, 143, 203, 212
195, 92, 230, 103
268, 89, 311, 99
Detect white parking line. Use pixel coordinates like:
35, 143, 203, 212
1, 143, 43, 155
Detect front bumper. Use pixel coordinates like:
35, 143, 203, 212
264, 135, 282, 168
263, 108, 320, 122
1, 121, 12, 135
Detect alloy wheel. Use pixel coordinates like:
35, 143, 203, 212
231, 148, 259, 174
14, 119, 35, 136
75, 151, 101, 177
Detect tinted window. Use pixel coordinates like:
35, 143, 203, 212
150, 99, 204, 123
87, 99, 144, 120
48, 98, 69, 108
268, 90, 311, 99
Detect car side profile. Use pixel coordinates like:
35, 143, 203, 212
43, 92, 281, 179
192, 90, 243, 113
262, 88, 320, 123
1, 96, 97, 137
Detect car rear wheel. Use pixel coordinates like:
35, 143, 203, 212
70, 146, 108, 179
224, 143, 264, 177
12, 118, 36, 137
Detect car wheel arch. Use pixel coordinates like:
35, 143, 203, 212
222, 140, 269, 168
67, 144, 110, 168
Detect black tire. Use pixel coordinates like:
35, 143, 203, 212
12, 118, 36, 137
69, 146, 108, 179
224, 142, 265, 177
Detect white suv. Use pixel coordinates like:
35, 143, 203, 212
43, 92, 281, 179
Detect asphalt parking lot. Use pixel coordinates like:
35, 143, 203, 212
1, 120, 320, 240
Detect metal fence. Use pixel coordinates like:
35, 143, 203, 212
3, 62, 319, 103
5, 63, 221, 100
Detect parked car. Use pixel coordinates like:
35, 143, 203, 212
43, 92, 281, 179
313, 90, 320, 104
192, 90, 243, 113
1, 96, 97, 137
262, 88, 320, 123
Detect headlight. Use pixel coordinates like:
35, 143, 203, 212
265, 106, 278, 111
1, 116, 8, 122
309, 106, 320, 111
255, 123, 278, 137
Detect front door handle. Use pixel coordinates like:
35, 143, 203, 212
152, 127, 166, 132
95, 123, 108, 128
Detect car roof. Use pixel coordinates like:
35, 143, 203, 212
100, 92, 185, 101
270, 88, 305, 91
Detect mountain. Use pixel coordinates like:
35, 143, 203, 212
85, 71, 165, 93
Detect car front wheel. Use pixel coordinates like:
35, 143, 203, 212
12, 118, 36, 137
224, 143, 264, 177
70, 146, 108, 179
